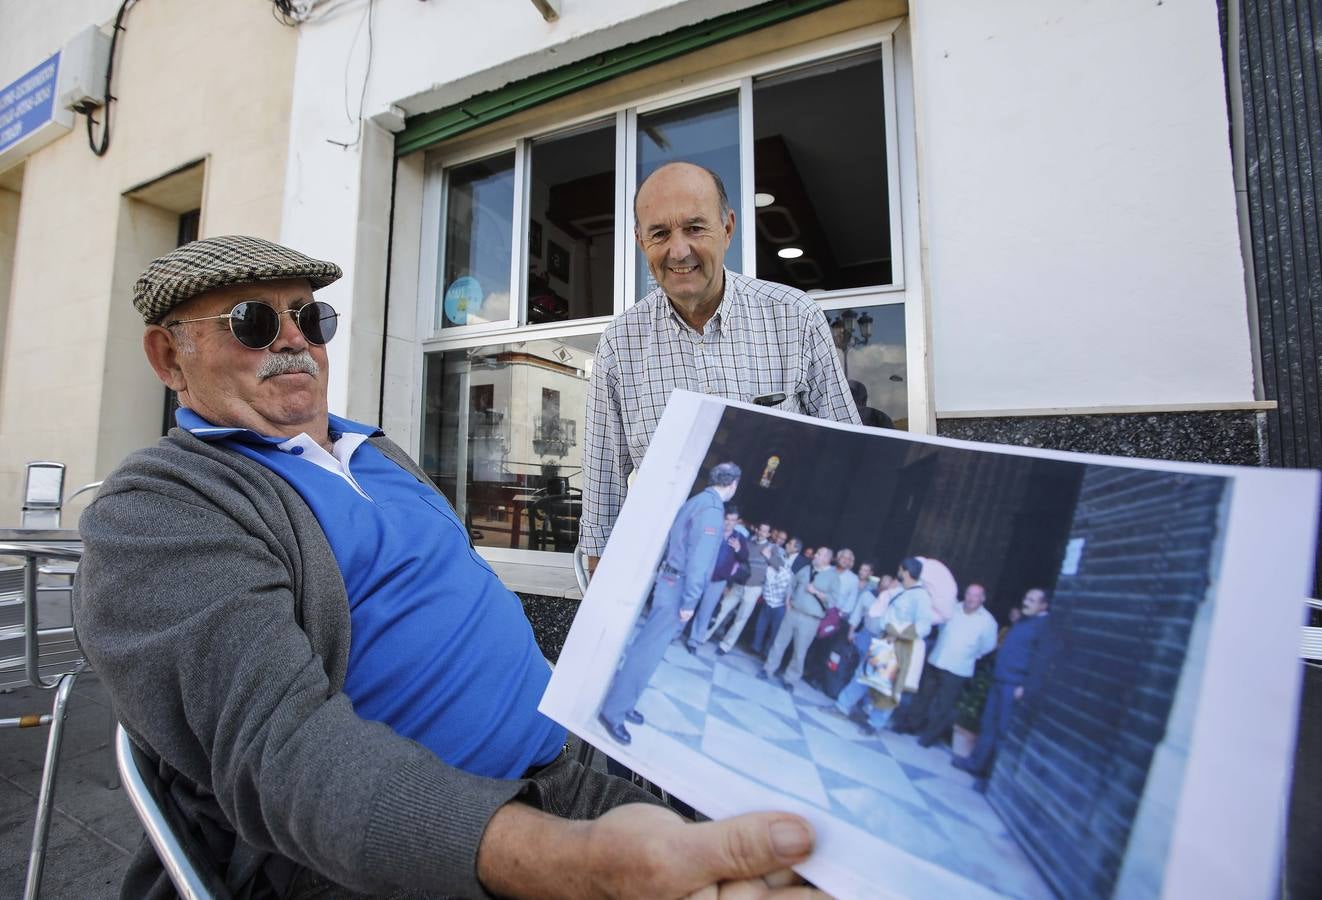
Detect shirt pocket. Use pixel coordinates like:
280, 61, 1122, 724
418, 492, 496, 574
749, 391, 802, 415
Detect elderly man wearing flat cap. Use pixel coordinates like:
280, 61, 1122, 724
73, 236, 820, 900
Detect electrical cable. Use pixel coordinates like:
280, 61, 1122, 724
327, 0, 374, 150
84, 0, 136, 157
271, 0, 356, 26
271, 3, 298, 27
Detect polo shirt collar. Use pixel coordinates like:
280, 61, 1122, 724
175, 407, 382, 448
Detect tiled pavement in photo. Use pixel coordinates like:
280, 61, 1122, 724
634, 639, 1055, 900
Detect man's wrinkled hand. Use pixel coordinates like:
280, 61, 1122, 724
581, 804, 823, 899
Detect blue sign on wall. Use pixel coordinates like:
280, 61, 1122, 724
0, 52, 62, 156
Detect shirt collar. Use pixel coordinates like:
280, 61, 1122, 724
175, 407, 382, 447
658, 268, 738, 336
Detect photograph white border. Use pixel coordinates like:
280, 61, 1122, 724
541, 391, 1318, 899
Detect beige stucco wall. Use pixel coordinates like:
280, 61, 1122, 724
0, 0, 297, 518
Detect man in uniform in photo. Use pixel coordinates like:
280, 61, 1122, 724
598, 463, 741, 744
580, 160, 858, 573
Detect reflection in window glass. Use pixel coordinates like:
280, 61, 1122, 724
527, 123, 616, 323
752, 51, 890, 292
421, 334, 600, 551
636, 92, 741, 299
828, 303, 908, 429
440, 152, 515, 330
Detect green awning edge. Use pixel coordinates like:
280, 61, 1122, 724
395, 0, 845, 156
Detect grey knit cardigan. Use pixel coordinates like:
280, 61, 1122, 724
73, 429, 534, 898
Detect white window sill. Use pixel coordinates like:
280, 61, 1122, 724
489, 559, 583, 600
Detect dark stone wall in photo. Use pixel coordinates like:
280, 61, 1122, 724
985, 465, 1227, 898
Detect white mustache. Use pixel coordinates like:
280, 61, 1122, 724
257, 351, 320, 380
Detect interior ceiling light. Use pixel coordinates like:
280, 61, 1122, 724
754, 192, 776, 208
777, 247, 804, 259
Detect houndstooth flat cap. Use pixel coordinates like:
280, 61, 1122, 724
133, 235, 342, 324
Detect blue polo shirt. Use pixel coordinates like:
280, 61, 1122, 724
177, 408, 565, 778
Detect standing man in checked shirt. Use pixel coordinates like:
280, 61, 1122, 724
580, 161, 859, 571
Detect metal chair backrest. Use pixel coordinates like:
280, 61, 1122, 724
21, 463, 65, 529
115, 725, 227, 900
573, 545, 591, 595
0, 542, 83, 692
529, 492, 582, 553
19, 461, 102, 529
1304, 597, 1322, 666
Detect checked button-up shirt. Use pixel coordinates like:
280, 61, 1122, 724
580, 270, 858, 555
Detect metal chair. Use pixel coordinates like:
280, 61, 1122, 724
115, 724, 227, 900
20, 460, 102, 529
573, 545, 591, 596
0, 541, 87, 900
1304, 598, 1322, 667
528, 491, 582, 553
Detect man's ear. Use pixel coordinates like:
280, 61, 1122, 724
143, 326, 188, 392
723, 209, 736, 242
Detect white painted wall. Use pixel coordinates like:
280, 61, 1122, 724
288, 0, 1253, 420
281, 0, 761, 419
910, 0, 1253, 413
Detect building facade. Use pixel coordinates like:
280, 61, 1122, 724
271, 0, 1264, 573
1, 0, 1316, 893
0, 0, 298, 516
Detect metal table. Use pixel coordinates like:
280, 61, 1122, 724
0, 527, 81, 544
0, 528, 89, 899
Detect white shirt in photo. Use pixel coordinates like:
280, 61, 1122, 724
927, 605, 998, 678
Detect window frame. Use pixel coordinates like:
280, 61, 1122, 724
410, 19, 916, 566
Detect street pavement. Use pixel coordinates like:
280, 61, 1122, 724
0, 671, 141, 898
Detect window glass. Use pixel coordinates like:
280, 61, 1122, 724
829, 303, 908, 429
527, 123, 616, 323
439, 152, 515, 330
421, 334, 600, 551
635, 92, 741, 299
752, 51, 890, 291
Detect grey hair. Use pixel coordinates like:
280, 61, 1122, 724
171, 325, 197, 354
633, 161, 732, 223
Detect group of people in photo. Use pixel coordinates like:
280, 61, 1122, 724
601, 461, 1057, 797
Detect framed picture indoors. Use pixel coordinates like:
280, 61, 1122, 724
547, 240, 569, 282
529, 219, 543, 259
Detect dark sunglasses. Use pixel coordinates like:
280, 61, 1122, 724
166, 300, 339, 350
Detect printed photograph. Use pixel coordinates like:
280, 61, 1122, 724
568, 401, 1245, 899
